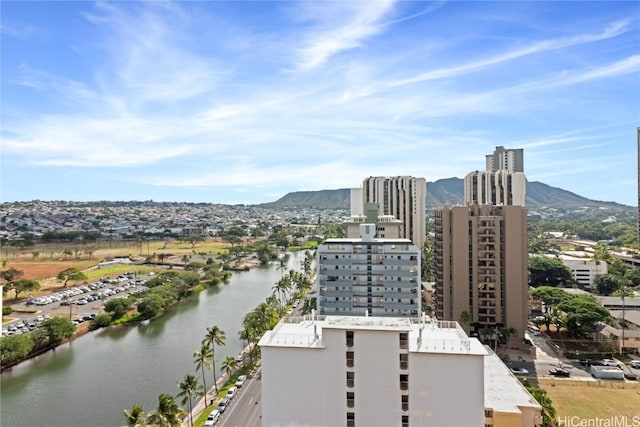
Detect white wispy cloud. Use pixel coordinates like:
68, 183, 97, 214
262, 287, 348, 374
1, 1, 637, 205
292, 0, 398, 71
388, 20, 630, 88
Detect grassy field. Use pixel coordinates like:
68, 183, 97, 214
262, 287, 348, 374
538, 379, 640, 419
1, 239, 233, 301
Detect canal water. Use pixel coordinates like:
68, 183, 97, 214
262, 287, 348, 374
0, 252, 303, 427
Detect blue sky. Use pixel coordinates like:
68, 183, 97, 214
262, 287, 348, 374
1, 1, 638, 205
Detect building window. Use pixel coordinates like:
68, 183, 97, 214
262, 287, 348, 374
347, 372, 355, 388
485, 409, 493, 418
347, 412, 355, 427
399, 353, 408, 370
399, 374, 408, 390
399, 332, 408, 349
401, 395, 409, 411
346, 331, 354, 347
347, 392, 355, 408
402, 415, 409, 427
346, 351, 354, 368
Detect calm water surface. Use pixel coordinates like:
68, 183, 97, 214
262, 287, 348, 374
1, 253, 303, 427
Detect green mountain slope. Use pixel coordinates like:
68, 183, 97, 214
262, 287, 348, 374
263, 178, 631, 211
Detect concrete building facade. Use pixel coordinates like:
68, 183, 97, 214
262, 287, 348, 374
557, 255, 608, 290
345, 202, 403, 240
360, 176, 426, 249
259, 315, 541, 427
464, 170, 526, 207
433, 204, 528, 340
486, 146, 524, 173
317, 224, 421, 318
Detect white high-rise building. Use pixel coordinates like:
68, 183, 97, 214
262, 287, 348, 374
317, 224, 421, 317
464, 170, 527, 207
360, 176, 426, 248
486, 146, 524, 173
259, 315, 542, 427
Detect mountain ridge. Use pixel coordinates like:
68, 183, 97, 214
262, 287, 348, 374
261, 178, 631, 210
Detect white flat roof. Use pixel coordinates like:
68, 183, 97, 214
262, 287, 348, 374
259, 315, 487, 355
484, 350, 541, 414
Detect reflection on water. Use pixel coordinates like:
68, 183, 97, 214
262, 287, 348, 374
0, 252, 303, 427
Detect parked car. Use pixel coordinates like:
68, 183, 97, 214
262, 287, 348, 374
217, 397, 230, 413
629, 361, 640, 369
510, 367, 529, 375
579, 359, 593, 366
204, 410, 220, 426
624, 371, 638, 380
549, 368, 570, 377
235, 375, 247, 388
226, 386, 237, 400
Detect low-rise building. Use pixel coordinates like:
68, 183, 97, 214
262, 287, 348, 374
555, 254, 607, 289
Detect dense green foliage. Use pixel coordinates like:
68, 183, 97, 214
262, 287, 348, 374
0, 334, 35, 365
594, 274, 627, 296
90, 313, 112, 330
57, 267, 88, 287
525, 385, 558, 427
9, 279, 40, 299
137, 294, 167, 319
528, 256, 573, 287
530, 217, 638, 248
105, 297, 133, 318
558, 295, 611, 338
40, 230, 100, 243
1, 316, 76, 367
530, 286, 575, 311
40, 317, 76, 345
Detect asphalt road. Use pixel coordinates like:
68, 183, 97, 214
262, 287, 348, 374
219, 368, 262, 427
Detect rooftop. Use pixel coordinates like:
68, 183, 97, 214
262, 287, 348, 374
258, 315, 487, 355
484, 349, 542, 414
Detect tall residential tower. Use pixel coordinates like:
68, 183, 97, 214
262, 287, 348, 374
359, 176, 426, 248
486, 146, 524, 173
434, 146, 528, 341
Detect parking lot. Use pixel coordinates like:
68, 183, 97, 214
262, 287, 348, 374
2, 273, 150, 337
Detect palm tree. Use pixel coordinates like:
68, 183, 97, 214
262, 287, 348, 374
238, 327, 254, 364
613, 282, 635, 354
272, 276, 292, 306
123, 404, 147, 427
176, 374, 203, 427
193, 344, 212, 406
221, 356, 238, 379
276, 255, 287, 278
202, 325, 226, 394
301, 297, 317, 315
149, 393, 184, 427
303, 250, 313, 277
